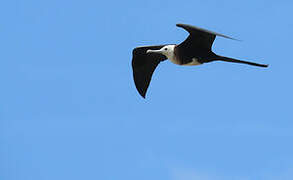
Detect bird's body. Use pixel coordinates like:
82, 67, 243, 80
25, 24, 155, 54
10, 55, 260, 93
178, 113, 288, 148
147, 44, 202, 66
132, 24, 268, 98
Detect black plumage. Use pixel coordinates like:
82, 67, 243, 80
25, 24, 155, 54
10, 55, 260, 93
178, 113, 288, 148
132, 24, 268, 98
132, 45, 168, 98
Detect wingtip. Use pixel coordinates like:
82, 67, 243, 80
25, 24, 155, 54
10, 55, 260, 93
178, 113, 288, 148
138, 91, 146, 99
258, 63, 269, 68
176, 23, 188, 28
230, 37, 242, 42
218, 34, 241, 41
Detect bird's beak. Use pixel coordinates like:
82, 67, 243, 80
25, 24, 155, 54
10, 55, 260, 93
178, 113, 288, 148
146, 49, 163, 54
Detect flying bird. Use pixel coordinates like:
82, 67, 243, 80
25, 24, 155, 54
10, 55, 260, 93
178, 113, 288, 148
132, 23, 268, 98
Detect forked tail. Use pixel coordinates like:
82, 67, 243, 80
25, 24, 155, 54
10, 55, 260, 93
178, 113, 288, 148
215, 55, 268, 68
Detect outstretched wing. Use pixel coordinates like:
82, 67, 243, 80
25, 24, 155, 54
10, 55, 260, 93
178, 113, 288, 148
176, 23, 237, 50
132, 45, 168, 98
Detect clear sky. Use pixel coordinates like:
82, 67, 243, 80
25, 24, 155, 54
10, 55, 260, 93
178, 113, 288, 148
1, 0, 293, 180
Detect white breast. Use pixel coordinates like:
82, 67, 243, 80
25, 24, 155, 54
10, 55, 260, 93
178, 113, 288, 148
164, 45, 201, 66
182, 58, 201, 66
169, 56, 181, 65
169, 57, 201, 66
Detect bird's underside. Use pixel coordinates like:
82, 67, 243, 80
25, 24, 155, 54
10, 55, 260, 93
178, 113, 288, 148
132, 23, 268, 98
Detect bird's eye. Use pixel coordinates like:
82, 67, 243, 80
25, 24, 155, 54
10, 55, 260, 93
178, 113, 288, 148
164, 48, 168, 51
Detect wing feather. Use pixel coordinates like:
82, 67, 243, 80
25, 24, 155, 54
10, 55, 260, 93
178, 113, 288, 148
132, 45, 167, 98
176, 23, 238, 50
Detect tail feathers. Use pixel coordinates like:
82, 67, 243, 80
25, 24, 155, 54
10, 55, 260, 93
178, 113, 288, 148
217, 56, 268, 68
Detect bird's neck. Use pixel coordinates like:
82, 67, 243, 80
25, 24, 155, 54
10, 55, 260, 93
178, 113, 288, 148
165, 45, 176, 60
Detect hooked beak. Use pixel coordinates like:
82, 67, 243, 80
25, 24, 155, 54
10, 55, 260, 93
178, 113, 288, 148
146, 49, 163, 54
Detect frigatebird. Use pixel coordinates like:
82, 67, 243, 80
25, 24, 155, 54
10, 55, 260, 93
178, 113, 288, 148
132, 23, 268, 98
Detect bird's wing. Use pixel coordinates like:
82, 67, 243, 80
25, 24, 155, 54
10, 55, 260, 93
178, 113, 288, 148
132, 45, 168, 98
176, 23, 237, 50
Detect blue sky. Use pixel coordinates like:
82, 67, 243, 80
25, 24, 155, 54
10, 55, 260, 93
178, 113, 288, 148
1, 0, 293, 180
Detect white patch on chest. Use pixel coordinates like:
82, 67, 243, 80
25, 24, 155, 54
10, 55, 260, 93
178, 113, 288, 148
165, 46, 201, 66
169, 56, 181, 65
169, 57, 201, 66
182, 58, 201, 66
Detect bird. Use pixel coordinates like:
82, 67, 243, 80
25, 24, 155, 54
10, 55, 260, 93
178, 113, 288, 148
132, 23, 268, 98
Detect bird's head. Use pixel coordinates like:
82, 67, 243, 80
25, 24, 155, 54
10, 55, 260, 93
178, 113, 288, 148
146, 45, 175, 59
